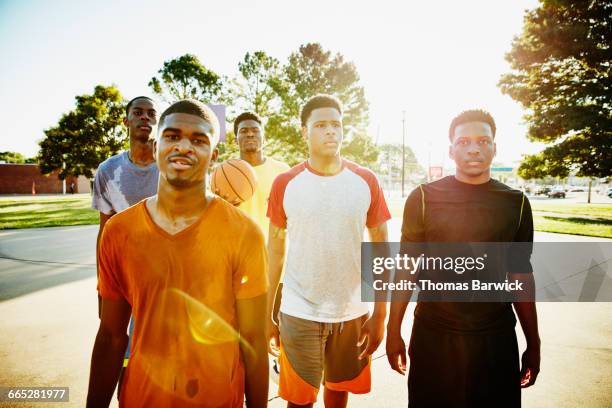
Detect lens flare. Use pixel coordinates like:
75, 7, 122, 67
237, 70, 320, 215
174, 288, 254, 355
133, 288, 254, 404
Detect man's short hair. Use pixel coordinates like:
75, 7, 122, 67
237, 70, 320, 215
159, 99, 220, 146
448, 109, 496, 141
233, 112, 263, 135
300, 94, 343, 127
125, 96, 155, 116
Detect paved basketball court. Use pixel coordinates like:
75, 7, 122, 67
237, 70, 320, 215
0, 224, 610, 407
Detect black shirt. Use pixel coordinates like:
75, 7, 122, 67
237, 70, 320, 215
401, 176, 534, 333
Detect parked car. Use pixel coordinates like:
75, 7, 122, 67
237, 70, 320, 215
607, 188, 612, 198
570, 187, 585, 192
548, 185, 566, 198
535, 186, 551, 196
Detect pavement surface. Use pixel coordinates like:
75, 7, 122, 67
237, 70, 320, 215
0, 223, 611, 407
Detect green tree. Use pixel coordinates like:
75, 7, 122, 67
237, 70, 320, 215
266, 43, 373, 165
378, 144, 424, 184
0, 151, 27, 163
149, 54, 225, 104
38, 85, 125, 179
231, 51, 281, 118
342, 132, 380, 170
499, 0, 611, 184
216, 130, 240, 163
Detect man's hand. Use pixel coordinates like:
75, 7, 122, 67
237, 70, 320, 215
357, 313, 385, 360
268, 320, 280, 357
386, 327, 407, 375
520, 345, 540, 388
511, 274, 540, 388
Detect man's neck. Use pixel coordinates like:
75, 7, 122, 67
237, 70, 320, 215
240, 151, 266, 167
454, 169, 491, 185
154, 180, 210, 220
129, 138, 155, 167
308, 154, 343, 175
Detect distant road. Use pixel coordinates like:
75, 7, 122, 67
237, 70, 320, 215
527, 191, 611, 204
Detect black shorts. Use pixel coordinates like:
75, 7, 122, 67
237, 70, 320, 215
408, 318, 521, 408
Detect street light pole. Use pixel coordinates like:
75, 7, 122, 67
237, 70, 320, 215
401, 110, 406, 197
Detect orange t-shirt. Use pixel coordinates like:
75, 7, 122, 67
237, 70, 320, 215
98, 197, 268, 407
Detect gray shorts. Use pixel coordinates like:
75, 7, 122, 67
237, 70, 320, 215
278, 312, 371, 405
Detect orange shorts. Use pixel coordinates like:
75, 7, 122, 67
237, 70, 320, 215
278, 313, 371, 405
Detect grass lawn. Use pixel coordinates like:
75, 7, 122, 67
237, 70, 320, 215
1, 195, 611, 238
387, 197, 612, 238
533, 214, 612, 238
0, 195, 98, 230
530, 201, 612, 218
529, 202, 612, 238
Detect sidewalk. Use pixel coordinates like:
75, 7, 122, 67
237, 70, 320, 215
0, 225, 610, 407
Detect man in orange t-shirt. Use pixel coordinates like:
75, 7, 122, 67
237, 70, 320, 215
87, 99, 269, 408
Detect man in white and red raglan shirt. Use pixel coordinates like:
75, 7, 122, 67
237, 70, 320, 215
266, 94, 391, 408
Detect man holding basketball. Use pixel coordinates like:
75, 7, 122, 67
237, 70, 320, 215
88, 99, 269, 407
233, 111, 289, 241
267, 94, 390, 407
233, 112, 289, 382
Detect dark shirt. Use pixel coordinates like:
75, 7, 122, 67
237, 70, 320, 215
401, 176, 534, 333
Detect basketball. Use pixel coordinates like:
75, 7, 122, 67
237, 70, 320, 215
210, 159, 258, 205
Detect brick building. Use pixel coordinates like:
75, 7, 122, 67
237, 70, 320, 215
0, 164, 91, 194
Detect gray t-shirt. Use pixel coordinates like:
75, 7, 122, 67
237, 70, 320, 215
92, 151, 159, 215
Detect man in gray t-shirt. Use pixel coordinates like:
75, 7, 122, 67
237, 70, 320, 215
92, 150, 158, 215
92, 96, 159, 279
92, 96, 159, 397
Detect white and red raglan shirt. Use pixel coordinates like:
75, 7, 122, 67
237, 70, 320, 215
267, 159, 391, 322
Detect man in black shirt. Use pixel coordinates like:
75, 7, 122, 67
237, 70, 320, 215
386, 110, 540, 407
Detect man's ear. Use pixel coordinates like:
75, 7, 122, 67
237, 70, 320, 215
123, 116, 128, 127
493, 142, 497, 157
152, 139, 158, 158
212, 148, 219, 162
448, 144, 454, 160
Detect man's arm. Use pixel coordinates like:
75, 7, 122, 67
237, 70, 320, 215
96, 212, 114, 318
511, 195, 540, 387
386, 187, 424, 374
358, 222, 388, 359
237, 294, 269, 408
266, 223, 286, 356
386, 298, 409, 374
511, 272, 540, 388
86, 297, 131, 408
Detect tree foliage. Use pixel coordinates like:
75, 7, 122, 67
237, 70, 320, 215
265, 43, 372, 165
231, 51, 281, 119
342, 132, 380, 170
38, 85, 125, 179
149, 54, 224, 104
148, 46, 378, 168
216, 130, 240, 163
378, 144, 424, 182
499, 0, 611, 179
0, 151, 34, 164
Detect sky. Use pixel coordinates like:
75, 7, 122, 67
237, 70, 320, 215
0, 0, 543, 169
